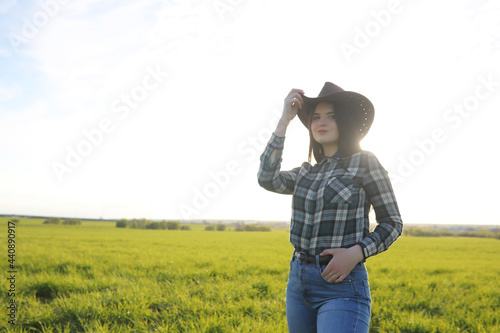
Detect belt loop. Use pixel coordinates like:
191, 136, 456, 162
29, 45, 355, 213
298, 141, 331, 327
315, 255, 320, 269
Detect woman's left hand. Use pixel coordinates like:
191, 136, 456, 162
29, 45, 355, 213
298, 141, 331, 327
320, 245, 364, 283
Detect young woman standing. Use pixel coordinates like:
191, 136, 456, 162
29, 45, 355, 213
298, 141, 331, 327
258, 82, 403, 332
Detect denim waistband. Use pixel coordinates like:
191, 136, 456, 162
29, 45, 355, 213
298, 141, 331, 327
292, 250, 365, 269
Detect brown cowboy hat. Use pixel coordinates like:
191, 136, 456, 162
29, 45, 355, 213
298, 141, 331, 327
297, 82, 375, 138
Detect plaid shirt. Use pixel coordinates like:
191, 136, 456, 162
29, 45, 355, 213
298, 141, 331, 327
257, 133, 403, 259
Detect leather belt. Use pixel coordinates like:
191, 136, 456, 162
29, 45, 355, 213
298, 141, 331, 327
294, 251, 333, 265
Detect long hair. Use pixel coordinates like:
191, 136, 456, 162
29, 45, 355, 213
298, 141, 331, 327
307, 102, 362, 163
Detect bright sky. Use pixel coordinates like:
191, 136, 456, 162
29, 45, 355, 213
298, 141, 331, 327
0, 0, 499, 225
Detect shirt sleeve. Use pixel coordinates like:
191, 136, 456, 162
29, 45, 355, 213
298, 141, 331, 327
358, 152, 403, 259
257, 133, 299, 195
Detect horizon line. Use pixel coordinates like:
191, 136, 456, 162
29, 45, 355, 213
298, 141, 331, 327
1, 213, 499, 227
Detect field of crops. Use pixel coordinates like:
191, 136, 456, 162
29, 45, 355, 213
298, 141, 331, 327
1, 217, 499, 332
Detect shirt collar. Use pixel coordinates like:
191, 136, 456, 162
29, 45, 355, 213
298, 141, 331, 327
318, 151, 344, 165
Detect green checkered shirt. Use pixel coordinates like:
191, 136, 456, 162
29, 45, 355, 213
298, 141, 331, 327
257, 133, 403, 259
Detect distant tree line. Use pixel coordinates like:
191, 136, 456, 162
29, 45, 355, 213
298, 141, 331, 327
43, 218, 81, 225
234, 223, 272, 232
204, 222, 272, 232
115, 219, 190, 230
404, 227, 500, 239
205, 223, 226, 231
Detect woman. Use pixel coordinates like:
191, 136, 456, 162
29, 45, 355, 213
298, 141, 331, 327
257, 82, 403, 333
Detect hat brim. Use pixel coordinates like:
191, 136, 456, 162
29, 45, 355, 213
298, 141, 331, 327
297, 91, 374, 139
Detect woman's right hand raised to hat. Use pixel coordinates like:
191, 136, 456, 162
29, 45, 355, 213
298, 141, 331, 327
274, 89, 304, 137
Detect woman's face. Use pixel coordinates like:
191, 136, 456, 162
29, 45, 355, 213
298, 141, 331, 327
311, 102, 339, 147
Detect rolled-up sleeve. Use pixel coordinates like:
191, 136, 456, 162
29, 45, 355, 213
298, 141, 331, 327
257, 133, 299, 195
358, 152, 403, 259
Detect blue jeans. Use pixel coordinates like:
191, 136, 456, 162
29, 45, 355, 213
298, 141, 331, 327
286, 255, 371, 333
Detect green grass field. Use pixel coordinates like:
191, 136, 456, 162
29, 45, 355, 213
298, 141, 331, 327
1, 217, 499, 332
